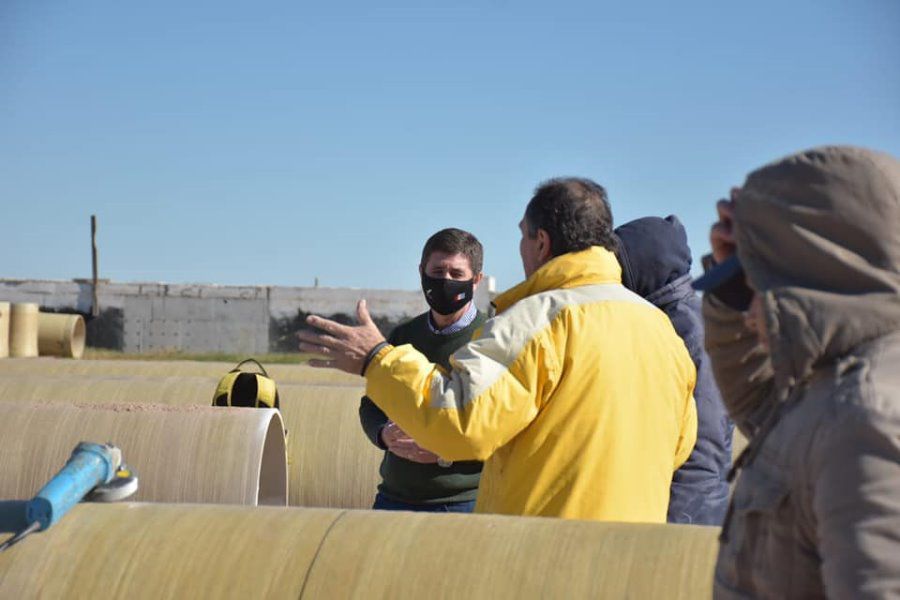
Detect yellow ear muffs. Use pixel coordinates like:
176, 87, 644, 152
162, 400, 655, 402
212, 358, 280, 409
213, 358, 289, 468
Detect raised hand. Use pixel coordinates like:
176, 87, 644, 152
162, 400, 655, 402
297, 299, 387, 374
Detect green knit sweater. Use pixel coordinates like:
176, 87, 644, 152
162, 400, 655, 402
358, 309, 486, 504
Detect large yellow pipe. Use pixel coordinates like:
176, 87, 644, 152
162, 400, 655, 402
0, 302, 9, 358
8, 303, 39, 358
0, 504, 719, 599
0, 375, 380, 509
37, 312, 86, 359
0, 402, 286, 506
0, 370, 751, 507
0, 356, 362, 384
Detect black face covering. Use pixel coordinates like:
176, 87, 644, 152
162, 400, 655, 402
421, 274, 474, 316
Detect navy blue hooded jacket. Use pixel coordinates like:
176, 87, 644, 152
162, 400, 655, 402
615, 215, 733, 525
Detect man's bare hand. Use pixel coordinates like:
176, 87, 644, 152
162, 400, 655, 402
711, 188, 740, 263
297, 299, 386, 374
381, 422, 441, 464
380, 421, 406, 447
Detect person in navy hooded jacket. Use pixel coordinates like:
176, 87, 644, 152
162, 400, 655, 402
615, 215, 733, 525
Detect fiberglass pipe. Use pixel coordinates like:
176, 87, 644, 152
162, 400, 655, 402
0, 375, 380, 509
8, 303, 39, 358
0, 356, 362, 385
0, 503, 719, 599
0, 302, 9, 358
0, 402, 286, 507
37, 313, 86, 359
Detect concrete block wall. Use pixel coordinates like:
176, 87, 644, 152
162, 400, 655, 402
0, 277, 495, 354
122, 288, 271, 354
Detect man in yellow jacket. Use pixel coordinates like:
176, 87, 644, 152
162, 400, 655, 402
299, 178, 697, 522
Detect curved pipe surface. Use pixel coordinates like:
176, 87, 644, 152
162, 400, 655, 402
0, 504, 718, 599
0, 302, 9, 358
0, 375, 379, 508
37, 313, 86, 359
0, 402, 286, 507
0, 357, 362, 385
8, 303, 39, 358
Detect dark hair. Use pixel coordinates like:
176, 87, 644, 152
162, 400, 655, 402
525, 177, 615, 255
420, 228, 484, 275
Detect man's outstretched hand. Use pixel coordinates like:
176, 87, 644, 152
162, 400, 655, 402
297, 299, 387, 375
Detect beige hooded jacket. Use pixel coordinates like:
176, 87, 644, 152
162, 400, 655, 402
705, 146, 900, 598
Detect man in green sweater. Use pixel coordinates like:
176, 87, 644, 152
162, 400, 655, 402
359, 228, 487, 512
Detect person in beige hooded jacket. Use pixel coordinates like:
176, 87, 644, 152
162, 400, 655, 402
694, 145, 900, 598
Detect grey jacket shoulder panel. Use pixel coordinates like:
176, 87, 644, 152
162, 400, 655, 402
714, 328, 900, 599
808, 339, 900, 598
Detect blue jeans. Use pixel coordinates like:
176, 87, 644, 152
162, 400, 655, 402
372, 492, 475, 513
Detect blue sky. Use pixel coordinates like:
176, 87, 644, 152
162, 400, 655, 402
2, 1, 898, 291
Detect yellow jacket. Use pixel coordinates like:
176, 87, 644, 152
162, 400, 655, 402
366, 247, 697, 521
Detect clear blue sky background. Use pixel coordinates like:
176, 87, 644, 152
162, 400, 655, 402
2, 1, 898, 291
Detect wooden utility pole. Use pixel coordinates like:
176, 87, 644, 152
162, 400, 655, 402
91, 215, 99, 317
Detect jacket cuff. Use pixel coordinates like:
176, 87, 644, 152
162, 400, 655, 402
361, 342, 392, 377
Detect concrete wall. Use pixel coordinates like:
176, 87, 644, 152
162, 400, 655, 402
0, 278, 495, 354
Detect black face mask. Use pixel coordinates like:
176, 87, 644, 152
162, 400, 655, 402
421, 274, 474, 316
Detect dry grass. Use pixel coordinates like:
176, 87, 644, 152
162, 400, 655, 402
83, 348, 319, 364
